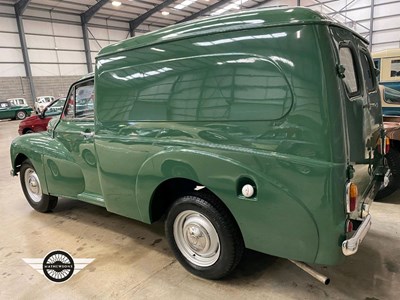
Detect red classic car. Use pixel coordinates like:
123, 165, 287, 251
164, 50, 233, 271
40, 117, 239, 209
18, 98, 66, 135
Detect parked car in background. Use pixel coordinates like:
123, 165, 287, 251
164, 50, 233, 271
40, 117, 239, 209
7, 98, 29, 107
18, 97, 66, 135
380, 85, 400, 116
0, 101, 32, 120
376, 85, 400, 199
372, 48, 400, 91
35, 96, 55, 113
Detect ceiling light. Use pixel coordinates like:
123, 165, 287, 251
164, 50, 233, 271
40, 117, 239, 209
112, 1, 122, 7
161, 11, 170, 16
211, 0, 249, 16
175, 0, 197, 10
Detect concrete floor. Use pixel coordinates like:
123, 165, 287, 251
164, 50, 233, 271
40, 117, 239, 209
0, 119, 399, 300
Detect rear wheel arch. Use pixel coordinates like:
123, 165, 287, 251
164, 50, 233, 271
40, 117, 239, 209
149, 178, 242, 235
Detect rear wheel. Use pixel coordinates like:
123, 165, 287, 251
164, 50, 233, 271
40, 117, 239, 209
20, 159, 58, 212
376, 148, 400, 200
16, 110, 27, 120
165, 193, 244, 279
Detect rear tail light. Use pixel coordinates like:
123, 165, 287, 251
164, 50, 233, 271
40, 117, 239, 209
346, 219, 353, 233
346, 182, 358, 213
385, 137, 390, 154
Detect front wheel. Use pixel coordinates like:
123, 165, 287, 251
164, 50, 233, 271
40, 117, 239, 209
165, 194, 244, 279
20, 159, 58, 212
376, 148, 400, 200
16, 110, 27, 120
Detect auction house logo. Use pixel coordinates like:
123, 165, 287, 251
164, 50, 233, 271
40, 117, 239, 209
23, 250, 95, 283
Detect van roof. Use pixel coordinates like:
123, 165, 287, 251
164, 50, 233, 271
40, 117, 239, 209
372, 48, 400, 59
98, 7, 367, 58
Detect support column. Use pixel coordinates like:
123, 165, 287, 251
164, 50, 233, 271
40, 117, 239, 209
15, 13, 36, 104
81, 21, 93, 73
369, 0, 375, 51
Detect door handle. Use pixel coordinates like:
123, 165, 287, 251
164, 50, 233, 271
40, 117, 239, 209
362, 103, 378, 109
80, 131, 95, 139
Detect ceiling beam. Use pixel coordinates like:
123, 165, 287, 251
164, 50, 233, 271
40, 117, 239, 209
14, 0, 31, 16
178, 0, 232, 23
81, 0, 109, 24
129, 0, 177, 34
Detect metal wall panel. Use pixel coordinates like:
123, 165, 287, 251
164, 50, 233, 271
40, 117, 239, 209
52, 23, 82, 38
57, 51, 86, 63
59, 64, 88, 76
375, 2, 400, 18
0, 33, 21, 48
0, 64, 26, 76
54, 37, 85, 51
0, 16, 18, 32
23, 20, 54, 35
26, 35, 56, 49
31, 64, 60, 76
374, 15, 400, 31
0, 49, 24, 62
29, 49, 58, 63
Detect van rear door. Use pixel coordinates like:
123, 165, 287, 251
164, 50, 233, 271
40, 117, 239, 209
331, 26, 384, 218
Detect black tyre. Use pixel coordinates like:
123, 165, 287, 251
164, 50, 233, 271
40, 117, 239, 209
16, 110, 27, 120
376, 148, 400, 200
20, 159, 58, 212
165, 193, 244, 279
24, 129, 34, 134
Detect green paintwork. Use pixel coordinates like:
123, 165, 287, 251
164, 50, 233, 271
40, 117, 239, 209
10, 7, 385, 266
0, 102, 33, 120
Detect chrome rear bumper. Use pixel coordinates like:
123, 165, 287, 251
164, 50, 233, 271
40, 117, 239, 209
342, 214, 372, 256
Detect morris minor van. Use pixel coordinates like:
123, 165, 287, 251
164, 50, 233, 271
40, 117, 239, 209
10, 7, 386, 280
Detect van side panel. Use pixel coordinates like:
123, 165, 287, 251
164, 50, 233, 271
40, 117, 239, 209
95, 25, 348, 264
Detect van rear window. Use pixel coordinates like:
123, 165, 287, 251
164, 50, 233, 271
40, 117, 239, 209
339, 47, 359, 95
360, 52, 376, 92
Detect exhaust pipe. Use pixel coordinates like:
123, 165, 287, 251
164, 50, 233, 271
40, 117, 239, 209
289, 260, 330, 285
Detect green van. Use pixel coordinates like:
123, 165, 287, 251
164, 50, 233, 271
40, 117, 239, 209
10, 7, 386, 279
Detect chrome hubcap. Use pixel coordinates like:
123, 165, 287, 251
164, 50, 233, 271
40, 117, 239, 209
24, 168, 42, 203
17, 112, 25, 118
173, 210, 220, 267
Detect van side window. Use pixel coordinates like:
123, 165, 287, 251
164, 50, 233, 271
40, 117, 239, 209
391, 59, 400, 78
63, 80, 94, 119
360, 52, 376, 92
97, 55, 293, 122
75, 81, 95, 119
339, 47, 359, 95
63, 87, 75, 119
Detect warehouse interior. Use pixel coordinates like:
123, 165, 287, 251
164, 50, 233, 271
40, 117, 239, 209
1, 0, 400, 299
